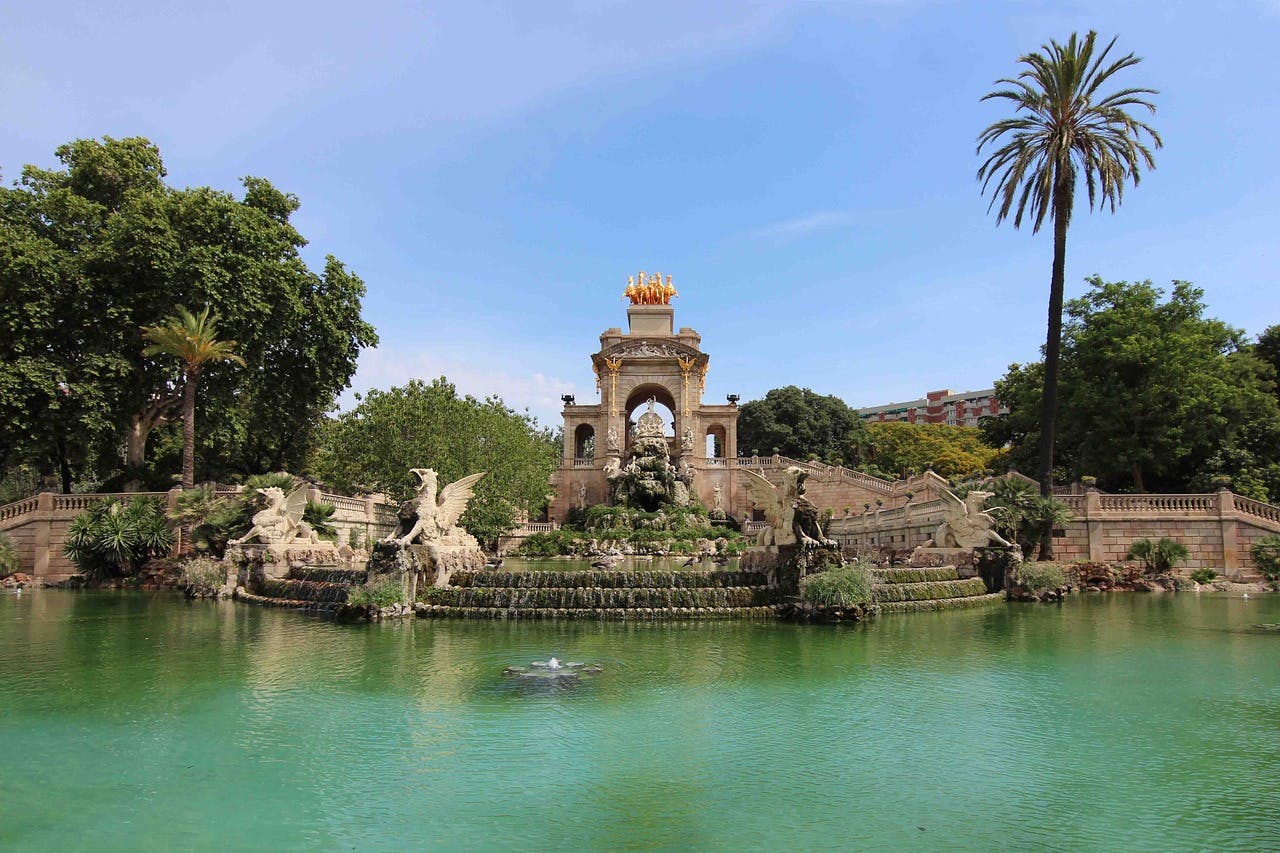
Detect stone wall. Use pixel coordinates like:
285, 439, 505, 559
827, 489, 1280, 578
0, 488, 399, 581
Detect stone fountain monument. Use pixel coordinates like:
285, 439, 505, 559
367, 467, 488, 598
610, 398, 695, 511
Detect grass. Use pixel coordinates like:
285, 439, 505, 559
1013, 562, 1067, 594
347, 578, 404, 608
799, 564, 874, 609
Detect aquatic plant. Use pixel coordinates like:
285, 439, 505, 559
800, 564, 874, 609
1011, 561, 1066, 594
181, 556, 227, 596
348, 578, 404, 608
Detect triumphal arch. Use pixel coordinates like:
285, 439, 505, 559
552, 273, 740, 522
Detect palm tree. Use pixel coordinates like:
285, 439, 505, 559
141, 306, 245, 489
977, 31, 1160, 558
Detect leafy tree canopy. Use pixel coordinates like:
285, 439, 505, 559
309, 378, 559, 545
0, 136, 378, 492
736, 386, 868, 465
983, 277, 1280, 499
862, 422, 1001, 481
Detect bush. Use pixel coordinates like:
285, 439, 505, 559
0, 532, 18, 576
800, 563, 873, 609
302, 501, 339, 542
1252, 535, 1280, 581
1126, 538, 1190, 574
348, 578, 403, 608
64, 497, 174, 579
1013, 561, 1066, 594
1190, 568, 1219, 585
181, 556, 228, 595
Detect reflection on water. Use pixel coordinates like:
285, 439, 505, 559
1, 590, 1278, 850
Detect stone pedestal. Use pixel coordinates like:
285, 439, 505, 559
226, 542, 339, 581
367, 541, 487, 597
908, 544, 1021, 592
741, 543, 842, 594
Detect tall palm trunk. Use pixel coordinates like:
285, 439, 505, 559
181, 367, 198, 489
1036, 183, 1071, 560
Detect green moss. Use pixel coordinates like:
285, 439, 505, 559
878, 592, 1005, 612
876, 567, 960, 583
873, 577, 988, 603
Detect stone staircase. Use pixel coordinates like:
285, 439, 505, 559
872, 566, 1004, 612
234, 565, 367, 613
418, 569, 779, 620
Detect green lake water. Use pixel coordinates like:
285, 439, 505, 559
1, 590, 1277, 851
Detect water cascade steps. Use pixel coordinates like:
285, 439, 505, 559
235, 566, 367, 613
872, 565, 1004, 612
418, 569, 780, 620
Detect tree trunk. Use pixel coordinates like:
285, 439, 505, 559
182, 369, 198, 489
1132, 461, 1145, 493
124, 396, 178, 491
1036, 186, 1071, 561
56, 436, 73, 495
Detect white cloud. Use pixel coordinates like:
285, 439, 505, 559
748, 210, 854, 240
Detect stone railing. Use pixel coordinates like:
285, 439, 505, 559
1096, 494, 1216, 514
0, 496, 40, 524
572, 457, 596, 468
1236, 495, 1280, 526
517, 522, 558, 533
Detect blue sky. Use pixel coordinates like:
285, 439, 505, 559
4, 0, 1278, 426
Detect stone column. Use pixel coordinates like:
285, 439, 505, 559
1085, 488, 1104, 562
1218, 489, 1239, 572
33, 492, 53, 579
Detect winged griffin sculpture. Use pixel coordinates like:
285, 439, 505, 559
385, 468, 486, 547
230, 485, 323, 546
741, 466, 832, 548
929, 490, 1013, 549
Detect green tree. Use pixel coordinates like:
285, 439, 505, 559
310, 378, 559, 546
978, 31, 1161, 556
1256, 325, 1280, 405
141, 306, 245, 488
863, 422, 1000, 480
736, 386, 868, 464
984, 278, 1280, 499
0, 136, 378, 492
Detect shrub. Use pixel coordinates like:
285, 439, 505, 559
348, 578, 403, 608
1013, 561, 1066, 594
0, 532, 18, 576
1190, 568, 1219, 585
1252, 535, 1280, 581
303, 501, 339, 541
800, 563, 873, 609
348, 529, 364, 551
64, 497, 174, 579
1126, 538, 1190, 574
181, 556, 228, 595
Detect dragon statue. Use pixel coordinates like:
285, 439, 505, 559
230, 485, 323, 546
929, 489, 1013, 549
741, 466, 834, 548
386, 468, 486, 547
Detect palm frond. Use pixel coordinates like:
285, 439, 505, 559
976, 29, 1161, 233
